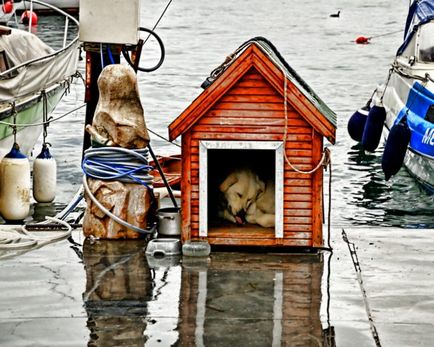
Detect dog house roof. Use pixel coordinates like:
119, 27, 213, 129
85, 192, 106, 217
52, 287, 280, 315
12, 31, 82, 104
169, 37, 337, 144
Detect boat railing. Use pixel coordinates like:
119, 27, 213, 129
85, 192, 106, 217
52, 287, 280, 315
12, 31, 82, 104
0, 0, 80, 102
0, 0, 79, 79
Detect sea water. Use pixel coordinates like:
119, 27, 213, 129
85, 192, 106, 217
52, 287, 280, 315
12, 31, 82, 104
29, 0, 434, 228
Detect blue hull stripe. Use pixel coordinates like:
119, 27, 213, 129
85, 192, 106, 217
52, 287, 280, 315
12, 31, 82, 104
395, 81, 434, 159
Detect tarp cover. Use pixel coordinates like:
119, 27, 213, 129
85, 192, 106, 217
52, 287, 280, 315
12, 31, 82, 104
398, 0, 434, 55
0, 28, 79, 102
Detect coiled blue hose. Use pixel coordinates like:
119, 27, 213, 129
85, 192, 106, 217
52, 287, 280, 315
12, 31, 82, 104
82, 147, 154, 188
82, 147, 155, 235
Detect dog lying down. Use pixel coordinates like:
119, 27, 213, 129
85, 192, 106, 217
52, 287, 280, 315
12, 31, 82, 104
218, 168, 275, 228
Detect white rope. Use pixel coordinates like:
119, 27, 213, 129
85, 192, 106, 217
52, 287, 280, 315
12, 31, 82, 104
0, 216, 72, 251
281, 67, 328, 174
221, 40, 329, 175
0, 103, 85, 128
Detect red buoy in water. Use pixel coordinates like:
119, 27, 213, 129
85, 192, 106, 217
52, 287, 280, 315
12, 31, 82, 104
355, 36, 370, 44
2, 1, 13, 14
21, 10, 38, 25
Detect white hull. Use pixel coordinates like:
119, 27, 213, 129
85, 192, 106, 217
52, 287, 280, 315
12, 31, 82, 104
379, 57, 434, 192
0, 83, 65, 158
383, 126, 434, 192
15, 0, 78, 12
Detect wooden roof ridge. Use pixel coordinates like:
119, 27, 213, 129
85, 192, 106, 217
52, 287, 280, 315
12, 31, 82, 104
169, 40, 336, 144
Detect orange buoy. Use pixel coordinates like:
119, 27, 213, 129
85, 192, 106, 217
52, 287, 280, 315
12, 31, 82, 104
355, 36, 370, 44
2, 1, 13, 14
21, 10, 38, 25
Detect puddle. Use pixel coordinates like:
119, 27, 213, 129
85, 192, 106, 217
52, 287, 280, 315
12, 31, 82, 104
0, 233, 340, 346
82, 239, 334, 346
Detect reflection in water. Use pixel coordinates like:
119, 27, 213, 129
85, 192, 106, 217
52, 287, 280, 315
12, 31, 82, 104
83, 239, 152, 346
83, 243, 334, 346
144, 255, 182, 346
178, 253, 332, 347
345, 145, 434, 227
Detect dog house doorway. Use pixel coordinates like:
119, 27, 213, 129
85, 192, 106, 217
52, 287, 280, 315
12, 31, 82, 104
199, 141, 284, 239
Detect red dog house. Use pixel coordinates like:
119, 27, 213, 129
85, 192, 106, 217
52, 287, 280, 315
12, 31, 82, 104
169, 39, 336, 248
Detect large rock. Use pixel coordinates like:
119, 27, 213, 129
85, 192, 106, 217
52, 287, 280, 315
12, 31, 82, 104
83, 178, 155, 239
86, 64, 150, 148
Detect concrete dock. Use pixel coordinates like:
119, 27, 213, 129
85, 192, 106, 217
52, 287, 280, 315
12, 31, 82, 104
0, 226, 433, 346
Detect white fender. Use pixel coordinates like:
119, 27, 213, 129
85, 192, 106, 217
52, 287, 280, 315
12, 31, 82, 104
0, 144, 31, 221
33, 145, 56, 203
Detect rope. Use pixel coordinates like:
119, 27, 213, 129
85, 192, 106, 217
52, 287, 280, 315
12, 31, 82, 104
0, 103, 86, 128
281, 66, 330, 174
380, 67, 394, 103
381, 62, 430, 121
391, 61, 434, 83
369, 29, 403, 40
147, 127, 181, 147
143, 0, 173, 46
11, 102, 17, 143
326, 150, 332, 250
42, 90, 49, 144
0, 216, 72, 251
275, 46, 333, 250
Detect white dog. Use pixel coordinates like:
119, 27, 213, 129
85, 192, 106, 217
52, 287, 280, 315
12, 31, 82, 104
218, 168, 275, 228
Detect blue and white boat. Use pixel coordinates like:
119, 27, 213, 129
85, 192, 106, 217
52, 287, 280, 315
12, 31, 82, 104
349, 0, 434, 193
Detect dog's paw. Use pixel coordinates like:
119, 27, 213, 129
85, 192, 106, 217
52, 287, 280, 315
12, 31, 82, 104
245, 214, 257, 224
218, 209, 237, 224
256, 214, 275, 228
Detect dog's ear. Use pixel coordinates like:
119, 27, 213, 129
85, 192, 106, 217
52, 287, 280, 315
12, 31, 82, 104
219, 174, 238, 192
257, 177, 265, 195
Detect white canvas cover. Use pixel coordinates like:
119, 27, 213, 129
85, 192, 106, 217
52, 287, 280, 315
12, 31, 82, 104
0, 28, 79, 102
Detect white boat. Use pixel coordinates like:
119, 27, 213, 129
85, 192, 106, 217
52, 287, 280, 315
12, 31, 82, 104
0, 0, 79, 159
14, 0, 78, 14
349, 0, 434, 193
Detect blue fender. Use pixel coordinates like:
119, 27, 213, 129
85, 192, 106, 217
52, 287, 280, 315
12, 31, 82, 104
361, 105, 386, 152
382, 121, 411, 181
348, 104, 370, 142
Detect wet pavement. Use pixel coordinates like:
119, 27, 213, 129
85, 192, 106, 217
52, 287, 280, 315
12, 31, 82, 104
0, 227, 433, 346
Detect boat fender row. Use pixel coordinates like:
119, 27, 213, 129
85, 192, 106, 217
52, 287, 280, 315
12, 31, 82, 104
381, 121, 411, 181
0, 144, 56, 221
348, 102, 410, 180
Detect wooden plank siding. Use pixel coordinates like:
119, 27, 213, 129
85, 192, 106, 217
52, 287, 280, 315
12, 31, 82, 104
182, 67, 321, 247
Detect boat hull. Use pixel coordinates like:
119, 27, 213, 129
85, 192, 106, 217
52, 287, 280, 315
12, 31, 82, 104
0, 83, 65, 158
383, 126, 434, 193
380, 64, 434, 192
15, 0, 78, 13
